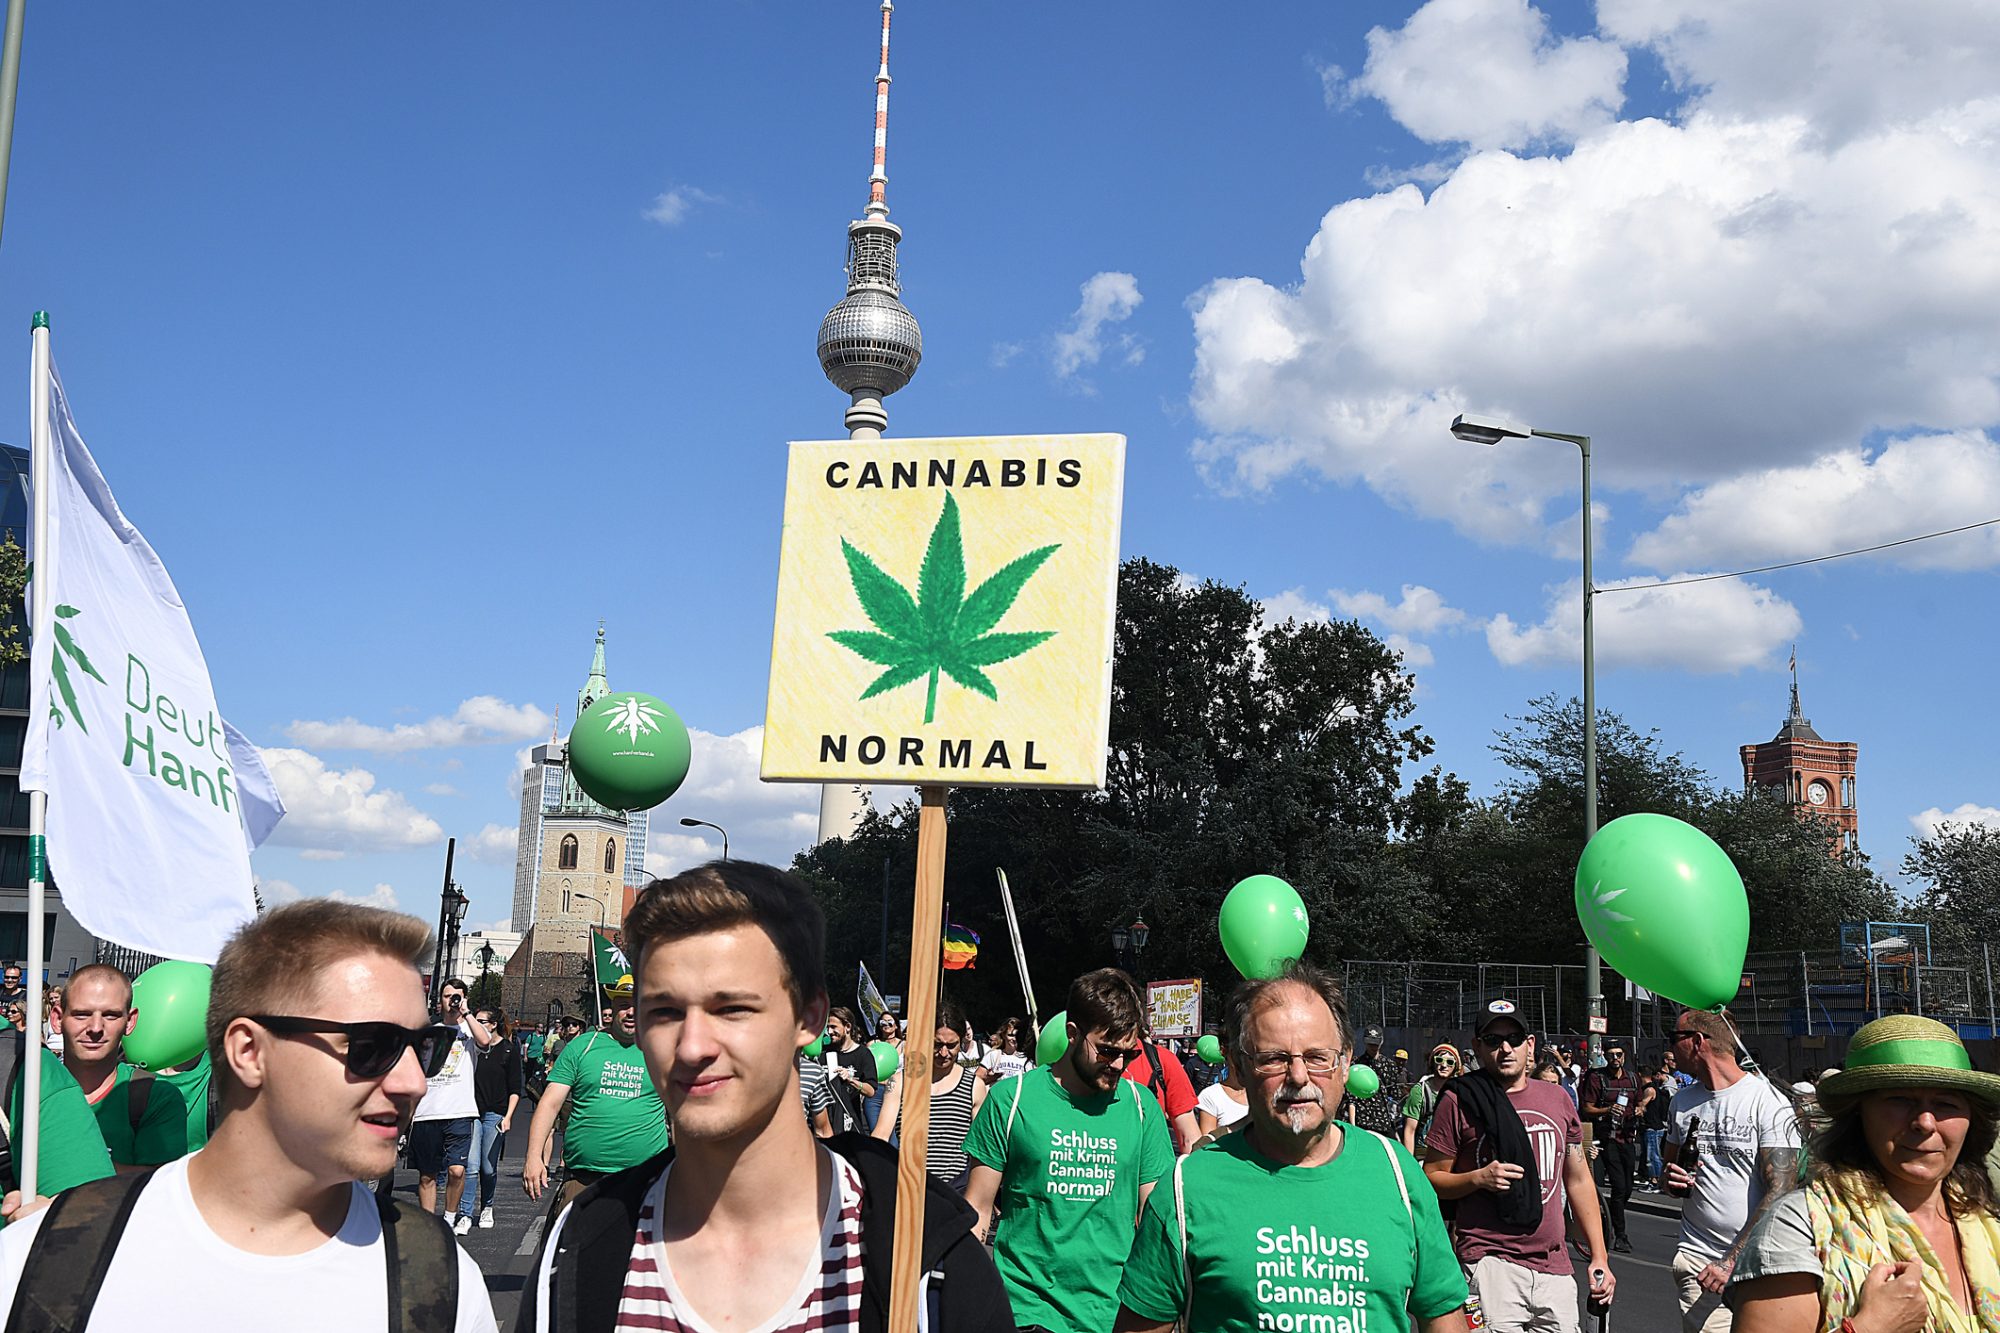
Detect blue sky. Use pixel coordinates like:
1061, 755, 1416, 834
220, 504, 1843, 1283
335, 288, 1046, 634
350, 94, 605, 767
6, 3, 1995, 934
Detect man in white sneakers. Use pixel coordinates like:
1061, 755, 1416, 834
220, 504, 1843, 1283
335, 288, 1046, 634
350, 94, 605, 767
0, 898, 497, 1332
519, 861, 1009, 1332
411, 977, 494, 1234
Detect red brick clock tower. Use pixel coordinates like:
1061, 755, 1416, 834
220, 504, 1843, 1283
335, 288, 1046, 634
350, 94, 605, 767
1739, 659, 1859, 854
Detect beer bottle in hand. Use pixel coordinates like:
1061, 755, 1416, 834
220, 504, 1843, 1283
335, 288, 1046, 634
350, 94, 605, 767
1667, 1116, 1700, 1197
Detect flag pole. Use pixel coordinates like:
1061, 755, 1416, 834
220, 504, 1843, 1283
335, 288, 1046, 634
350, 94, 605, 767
995, 868, 1039, 1035
21, 310, 51, 1201
0, 0, 27, 249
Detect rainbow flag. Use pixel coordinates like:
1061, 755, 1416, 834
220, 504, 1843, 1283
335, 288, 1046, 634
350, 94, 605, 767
942, 923, 980, 971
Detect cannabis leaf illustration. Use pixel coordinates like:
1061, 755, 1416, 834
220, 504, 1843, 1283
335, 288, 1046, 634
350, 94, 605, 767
48, 604, 106, 733
602, 697, 665, 744
828, 493, 1059, 723
1577, 880, 1635, 939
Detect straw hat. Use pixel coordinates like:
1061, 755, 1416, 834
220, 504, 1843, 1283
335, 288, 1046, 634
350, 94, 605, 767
1816, 1016, 2000, 1112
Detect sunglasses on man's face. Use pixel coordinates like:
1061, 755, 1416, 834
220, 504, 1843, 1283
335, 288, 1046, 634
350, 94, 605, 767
251, 1016, 457, 1079
1479, 1031, 1530, 1050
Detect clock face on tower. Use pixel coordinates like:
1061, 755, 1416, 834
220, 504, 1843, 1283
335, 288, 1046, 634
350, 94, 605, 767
1807, 780, 1831, 806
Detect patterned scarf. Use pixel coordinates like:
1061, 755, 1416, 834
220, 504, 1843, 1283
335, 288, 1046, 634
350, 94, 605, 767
1806, 1177, 2000, 1333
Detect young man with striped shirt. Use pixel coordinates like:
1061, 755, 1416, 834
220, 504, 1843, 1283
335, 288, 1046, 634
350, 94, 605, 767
519, 861, 1011, 1333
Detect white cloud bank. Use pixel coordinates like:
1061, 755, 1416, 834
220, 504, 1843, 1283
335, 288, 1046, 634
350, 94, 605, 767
1486, 575, 1801, 673
1909, 803, 2000, 841
286, 696, 552, 754
260, 747, 445, 853
643, 727, 820, 879
1053, 272, 1144, 383
1192, 3, 2000, 567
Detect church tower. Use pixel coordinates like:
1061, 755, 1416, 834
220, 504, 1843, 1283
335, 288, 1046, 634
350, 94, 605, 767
1739, 656, 1859, 854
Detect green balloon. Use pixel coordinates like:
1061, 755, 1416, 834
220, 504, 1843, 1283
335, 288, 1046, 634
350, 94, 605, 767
1345, 1064, 1380, 1101
869, 1040, 900, 1080
126, 961, 212, 1071
1575, 812, 1749, 1010
1219, 874, 1309, 979
1196, 1034, 1224, 1064
1035, 1011, 1070, 1066
803, 1033, 827, 1058
567, 692, 692, 811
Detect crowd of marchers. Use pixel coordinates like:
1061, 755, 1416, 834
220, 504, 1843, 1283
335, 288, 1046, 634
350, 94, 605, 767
0, 865, 1995, 1333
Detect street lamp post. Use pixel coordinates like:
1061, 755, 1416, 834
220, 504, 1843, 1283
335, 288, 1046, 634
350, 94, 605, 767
1450, 412, 1603, 1056
476, 941, 496, 1008
678, 817, 731, 861
1111, 917, 1151, 979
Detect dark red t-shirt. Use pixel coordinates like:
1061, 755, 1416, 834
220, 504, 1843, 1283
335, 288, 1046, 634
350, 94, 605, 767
1426, 1078, 1581, 1274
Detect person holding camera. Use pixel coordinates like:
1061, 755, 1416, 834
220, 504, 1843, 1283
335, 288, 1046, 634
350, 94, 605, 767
411, 979, 494, 1233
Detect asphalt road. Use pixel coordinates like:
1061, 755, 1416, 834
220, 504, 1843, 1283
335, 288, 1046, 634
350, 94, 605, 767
1583, 1199, 1693, 1333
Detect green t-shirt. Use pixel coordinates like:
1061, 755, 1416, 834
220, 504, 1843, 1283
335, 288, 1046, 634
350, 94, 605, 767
3, 1028, 114, 1210
548, 1030, 669, 1173
91, 1063, 192, 1167
155, 1053, 214, 1154
524, 1033, 545, 1061
962, 1065, 1174, 1333
1118, 1125, 1467, 1333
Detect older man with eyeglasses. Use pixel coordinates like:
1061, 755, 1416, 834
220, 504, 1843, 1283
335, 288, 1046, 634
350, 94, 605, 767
1424, 999, 1613, 1333
1117, 962, 1467, 1333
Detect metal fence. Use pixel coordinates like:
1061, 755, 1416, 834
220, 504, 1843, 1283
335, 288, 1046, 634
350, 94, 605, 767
1341, 945, 2000, 1045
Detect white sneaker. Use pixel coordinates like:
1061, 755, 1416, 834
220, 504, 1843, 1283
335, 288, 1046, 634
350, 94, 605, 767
453, 1215, 473, 1236
478, 1207, 494, 1229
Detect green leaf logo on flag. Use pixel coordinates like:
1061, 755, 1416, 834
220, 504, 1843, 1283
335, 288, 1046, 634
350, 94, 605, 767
593, 928, 634, 995
48, 604, 106, 733
827, 493, 1059, 724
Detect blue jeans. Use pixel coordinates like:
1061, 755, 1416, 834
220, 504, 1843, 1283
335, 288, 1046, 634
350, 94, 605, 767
462, 1110, 506, 1218
1644, 1127, 1666, 1182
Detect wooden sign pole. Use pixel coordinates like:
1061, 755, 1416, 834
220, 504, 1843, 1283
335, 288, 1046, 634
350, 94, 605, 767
887, 783, 949, 1333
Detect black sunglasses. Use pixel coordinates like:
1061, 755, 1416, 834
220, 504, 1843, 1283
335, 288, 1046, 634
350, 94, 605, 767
1479, 1031, 1531, 1049
251, 1016, 456, 1079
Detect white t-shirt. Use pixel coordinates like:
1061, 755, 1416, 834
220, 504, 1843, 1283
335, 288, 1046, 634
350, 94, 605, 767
415, 1019, 481, 1122
1669, 1073, 1802, 1263
0, 1155, 496, 1332
1196, 1082, 1249, 1130
981, 1049, 1029, 1080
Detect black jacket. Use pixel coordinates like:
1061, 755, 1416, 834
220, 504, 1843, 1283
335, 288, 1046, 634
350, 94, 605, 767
517, 1132, 1014, 1333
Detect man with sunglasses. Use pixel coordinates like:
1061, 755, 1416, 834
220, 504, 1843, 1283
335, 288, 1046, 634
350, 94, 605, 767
1117, 962, 1466, 1333
965, 967, 1173, 1333
1661, 1008, 1798, 1333
1425, 999, 1613, 1333
0, 898, 498, 1331
1579, 1039, 1642, 1253
411, 977, 495, 1235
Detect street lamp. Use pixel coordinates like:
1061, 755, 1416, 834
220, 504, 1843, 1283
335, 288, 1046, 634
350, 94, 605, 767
1111, 917, 1150, 977
475, 940, 496, 1006
1450, 411, 1602, 1054
679, 817, 731, 861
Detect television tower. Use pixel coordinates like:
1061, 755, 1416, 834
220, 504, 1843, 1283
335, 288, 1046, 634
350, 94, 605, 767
816, 0, 922, 842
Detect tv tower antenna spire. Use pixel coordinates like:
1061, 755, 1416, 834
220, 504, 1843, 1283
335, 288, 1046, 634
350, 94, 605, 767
816, 0, 922, 439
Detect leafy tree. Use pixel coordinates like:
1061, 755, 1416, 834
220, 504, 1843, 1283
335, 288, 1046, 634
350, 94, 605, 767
1902, 821, 2000, 950
0, 537, 23, 668
1699, 787, 1898, 951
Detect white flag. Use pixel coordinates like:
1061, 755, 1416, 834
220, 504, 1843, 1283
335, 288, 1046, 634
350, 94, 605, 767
19, 353, 278, 962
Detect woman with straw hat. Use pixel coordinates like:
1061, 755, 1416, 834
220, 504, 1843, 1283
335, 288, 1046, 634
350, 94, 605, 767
1730, 1015, 2000, 1333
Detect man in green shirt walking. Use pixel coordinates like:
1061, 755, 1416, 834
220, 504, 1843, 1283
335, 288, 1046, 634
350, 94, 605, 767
1, 1016, 114, 1220
523, 984, 669, 1218
55, 964, 190, 1171
964, 968, 1174, 1333
1116, 962, 1468, 1333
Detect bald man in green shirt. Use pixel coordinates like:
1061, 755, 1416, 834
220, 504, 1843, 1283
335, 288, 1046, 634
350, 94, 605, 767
56, 965, 190, 1171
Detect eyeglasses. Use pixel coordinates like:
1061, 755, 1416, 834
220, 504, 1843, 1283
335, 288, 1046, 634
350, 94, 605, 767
250, 1016, 457, 1079
1250, 1049, 1342, 1075
1432, 1055, 1458, 1066
935, 1038, 962, 1052
1479, 1031, 1531, 1050
1092, 1041, 1144, 1066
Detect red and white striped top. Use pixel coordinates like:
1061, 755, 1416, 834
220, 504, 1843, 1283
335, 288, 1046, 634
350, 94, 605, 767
614, 1150, 867, 1333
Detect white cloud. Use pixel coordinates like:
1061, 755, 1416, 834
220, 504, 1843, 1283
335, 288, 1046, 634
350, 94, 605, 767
423, 782, 459, 797
298, 848, 346, 862
990, 341, 1026, 369
1631, 432, 2000, 572
255, 877, 399, 911
1258, 587, 1331, 629
287, 696, 553, 755
1352, 0, 1627, 150
1052, 272, 1144, 382
1191, 18, 2000, 552
1329, 585, 1467, 636
1486, 575, 1801, 672
644, 184, 719, 226
1910, 803, 2000, 840
260, 747, 445, 853
644, 727, 820, 878
1599, 0, 2000, 145
466, 822, 519, 864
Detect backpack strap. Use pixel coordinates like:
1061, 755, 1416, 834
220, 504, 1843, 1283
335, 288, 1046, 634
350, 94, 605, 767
1142, 1041, 1169, 1115
1366, 1128, 1417, 1261
124, 1069, 153, 1137
1171, 1152, 1192, 1327
377, 1190, 459, 1333
4, 1168, 157, 1333
1004, 1069, 1027, 1143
